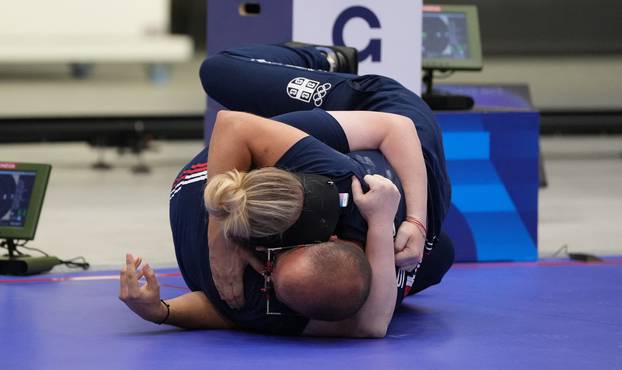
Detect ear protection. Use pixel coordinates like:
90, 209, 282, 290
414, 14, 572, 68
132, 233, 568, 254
248, 173, 341, 247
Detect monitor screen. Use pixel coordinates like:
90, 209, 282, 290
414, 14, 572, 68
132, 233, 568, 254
0, 163, 51, 241
0, 171, 37, 228
423, 11, 470, 60
422, 5, 483, 71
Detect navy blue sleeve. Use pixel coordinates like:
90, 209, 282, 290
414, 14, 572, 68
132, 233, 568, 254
271, 108, 350, 153
276, 136, 363, 184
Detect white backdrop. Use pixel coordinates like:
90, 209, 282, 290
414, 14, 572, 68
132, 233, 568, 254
293, 0, 422, 94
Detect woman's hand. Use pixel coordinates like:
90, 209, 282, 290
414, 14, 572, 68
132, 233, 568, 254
209, 244, 264, 310
208, 221, 265, 310
394, 222, 425, 271
118, 254, 167, 323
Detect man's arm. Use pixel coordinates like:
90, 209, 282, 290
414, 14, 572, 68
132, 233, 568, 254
328, 111, 428, 268
206, 110, 308, 309
119, 254, 234, 329
303, 175, 400, 338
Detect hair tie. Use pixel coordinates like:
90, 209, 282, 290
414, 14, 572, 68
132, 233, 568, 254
155, 299, 170, 325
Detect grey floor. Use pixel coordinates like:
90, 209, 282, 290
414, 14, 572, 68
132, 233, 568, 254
538, 136, 622, 257
0, 57, 206, 118
0, 135, 620, 272
1, 54, 621, 272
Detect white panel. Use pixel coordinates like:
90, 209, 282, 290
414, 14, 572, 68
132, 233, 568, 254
293, 0, 422, 94
0, 0, 170, 37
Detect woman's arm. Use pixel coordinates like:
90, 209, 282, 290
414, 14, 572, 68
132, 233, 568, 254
206, 110, 308, 309
328, 111, 428, 267
163, 292, 235, 329
119, 254, 234, 329
207, 110, 308, 175
303, 175, 400, 338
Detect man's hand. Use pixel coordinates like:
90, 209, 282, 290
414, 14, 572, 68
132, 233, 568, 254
119, 254, 166, 323
394, 222, 425, 271
351, 175, 400, 225
209, 242, 264, 310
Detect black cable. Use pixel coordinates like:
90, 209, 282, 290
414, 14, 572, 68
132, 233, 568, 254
552, 244, 568, 257
1, 239, 90, 270
14, 242, 50, 257
552, 244, 602, 262
0, 240, 25, 255
58, 256, 90, 270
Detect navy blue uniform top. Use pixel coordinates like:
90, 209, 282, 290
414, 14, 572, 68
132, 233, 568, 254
170, 108, 437, 335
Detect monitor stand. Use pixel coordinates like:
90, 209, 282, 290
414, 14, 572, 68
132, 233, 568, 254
422, 69, 475, 111
0, 239, 60, 275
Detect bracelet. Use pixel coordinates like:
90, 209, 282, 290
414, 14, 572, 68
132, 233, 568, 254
156, 299, 170, 325
405, 216, 427, 239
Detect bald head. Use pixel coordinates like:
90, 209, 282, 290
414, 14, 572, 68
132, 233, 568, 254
272, 240, 372, 321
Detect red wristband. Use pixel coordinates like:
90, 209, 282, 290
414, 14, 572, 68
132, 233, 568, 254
405, 216, 427, 239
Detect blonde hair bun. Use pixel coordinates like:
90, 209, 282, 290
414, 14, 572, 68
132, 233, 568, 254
204, 167, 304, 241
204, 169, 248, 218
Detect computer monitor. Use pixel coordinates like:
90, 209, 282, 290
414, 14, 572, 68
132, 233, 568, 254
0, 162, 51, 241
422, 5, 483, 71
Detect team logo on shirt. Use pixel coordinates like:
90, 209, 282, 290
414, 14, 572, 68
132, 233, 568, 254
286, 77, 332, 107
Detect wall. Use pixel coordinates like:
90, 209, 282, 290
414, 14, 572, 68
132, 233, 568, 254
0, 0, 170, 37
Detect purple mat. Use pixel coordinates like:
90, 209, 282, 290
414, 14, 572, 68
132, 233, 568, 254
1, 260, 620, 369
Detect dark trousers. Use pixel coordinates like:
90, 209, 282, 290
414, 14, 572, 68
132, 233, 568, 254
408, 232, 454, 296
200, 43, 454, 297
199, 44, 436, 126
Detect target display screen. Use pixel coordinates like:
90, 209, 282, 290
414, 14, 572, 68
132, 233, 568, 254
0, 171, 37, 227
0, 162, 50, 241
422, 5, 482, 71
423, 12, 470, 60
